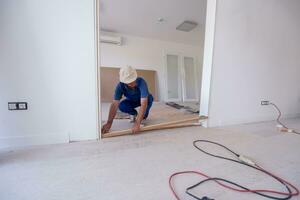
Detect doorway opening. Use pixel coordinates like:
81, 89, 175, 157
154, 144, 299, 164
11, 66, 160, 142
96, 0, 216, 138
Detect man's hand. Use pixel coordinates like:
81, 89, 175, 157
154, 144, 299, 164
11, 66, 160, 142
102, 122, 112, 134
102, 100, 119, 134
132, 122, 141, 134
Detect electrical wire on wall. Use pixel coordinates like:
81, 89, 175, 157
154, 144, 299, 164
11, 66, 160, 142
169, 140, 299, 200
267, 102, 300, 134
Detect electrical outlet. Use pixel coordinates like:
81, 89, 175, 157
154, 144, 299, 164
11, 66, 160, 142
261, 100, 270, 105
8, 102, 28, 110
18, 102, 28, 110
8, 102, 18, 110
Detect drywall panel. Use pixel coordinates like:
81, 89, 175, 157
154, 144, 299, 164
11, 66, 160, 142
100, 67, 157, 102
0, 0, 98, 149
208, 0, 300, 126
137, 69, 157, 101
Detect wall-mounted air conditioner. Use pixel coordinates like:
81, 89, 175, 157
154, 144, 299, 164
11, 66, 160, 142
100, 35, 122, 45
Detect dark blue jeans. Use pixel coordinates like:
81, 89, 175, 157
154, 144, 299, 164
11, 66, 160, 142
119, 94, 153, 119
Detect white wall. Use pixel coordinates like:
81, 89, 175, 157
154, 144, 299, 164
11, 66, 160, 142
0, 0, 98, 149
208, 0, 300, 126
100, 32, 204, 101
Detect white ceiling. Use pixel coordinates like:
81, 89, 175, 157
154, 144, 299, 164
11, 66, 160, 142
100, 0, 207, 45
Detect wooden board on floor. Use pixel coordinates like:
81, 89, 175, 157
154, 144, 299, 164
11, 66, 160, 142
100, 67, 157, 102
101, 102, 206, 138
102, 115, 207, 138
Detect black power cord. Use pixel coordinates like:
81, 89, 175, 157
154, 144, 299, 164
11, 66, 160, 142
184, 140, 298, 200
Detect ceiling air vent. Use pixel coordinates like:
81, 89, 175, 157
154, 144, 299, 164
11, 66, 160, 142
100, 35, 122, 45
176, 21, 198, 32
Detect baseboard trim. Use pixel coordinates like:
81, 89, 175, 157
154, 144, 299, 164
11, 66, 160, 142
207, 113, 300, 127
0, 132, 69, 150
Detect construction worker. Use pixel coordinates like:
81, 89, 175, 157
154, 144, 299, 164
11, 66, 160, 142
101, 66, 154, 134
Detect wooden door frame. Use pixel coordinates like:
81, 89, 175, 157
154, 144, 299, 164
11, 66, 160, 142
199, 0, 217, 127
95, 0, 102, 139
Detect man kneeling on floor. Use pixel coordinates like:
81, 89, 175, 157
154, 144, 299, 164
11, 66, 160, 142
102, 66, 154, 134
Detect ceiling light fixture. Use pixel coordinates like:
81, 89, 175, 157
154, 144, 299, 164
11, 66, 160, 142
176, 21, 198, 32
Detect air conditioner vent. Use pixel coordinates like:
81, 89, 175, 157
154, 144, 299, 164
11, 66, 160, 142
100, 35, 122, 45
176, 21, 198, 32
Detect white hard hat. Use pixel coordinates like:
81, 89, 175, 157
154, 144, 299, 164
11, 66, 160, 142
119, 65, 137, 84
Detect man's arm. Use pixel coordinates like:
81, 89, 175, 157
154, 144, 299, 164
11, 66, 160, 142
102, 100, 119, 133
136, 98, 148, 123
132, 97, 148, 134
107, 100, 120, 123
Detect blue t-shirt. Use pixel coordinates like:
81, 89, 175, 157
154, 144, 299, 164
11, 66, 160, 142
114, 77, 150, 101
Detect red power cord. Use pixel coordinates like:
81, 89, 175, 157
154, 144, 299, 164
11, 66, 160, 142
169, 167, 299, 200
169, 140, 299, 199
169, 170, 299, 200
269, 102, 300, 134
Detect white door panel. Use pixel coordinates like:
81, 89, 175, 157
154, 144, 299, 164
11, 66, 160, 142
164, 53, 199, 102
165, 54, 181, 101
183, 56, 198, 101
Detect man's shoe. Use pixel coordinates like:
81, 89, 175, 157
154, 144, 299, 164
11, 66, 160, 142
140, 119, 146, 127
129, 115, 136, 123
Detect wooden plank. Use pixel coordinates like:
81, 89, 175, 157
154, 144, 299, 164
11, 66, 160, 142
161, 121, 202, 129
102, 115, 207, 138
